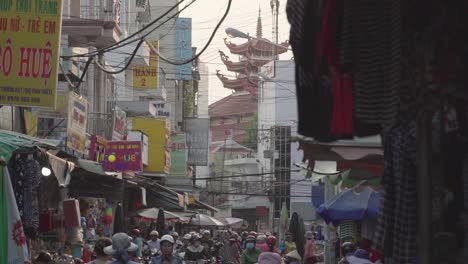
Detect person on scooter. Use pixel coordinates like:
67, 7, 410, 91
184, 235, 210, 262
151, 235, 183, 264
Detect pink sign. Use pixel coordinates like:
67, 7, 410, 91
103, 141, 142, 172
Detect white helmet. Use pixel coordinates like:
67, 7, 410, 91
183, 234, 192, 240
160, 234, 175, 244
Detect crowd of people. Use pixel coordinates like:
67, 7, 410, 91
32, 228, 325, 264
32, 228, 383, 264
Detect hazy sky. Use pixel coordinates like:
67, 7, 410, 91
183, 0, 291, 104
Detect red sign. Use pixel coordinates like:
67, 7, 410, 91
88, 135, 107, 162
256, 206, 268, 216
103, 141, 142, 172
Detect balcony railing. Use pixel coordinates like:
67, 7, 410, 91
63, 0, 121, 26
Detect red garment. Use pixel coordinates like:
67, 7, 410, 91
39, 210, 53, 233
256, 243, 270, 253
369, 249, 382, 262
331, 73, 353, 136
63, 199, 81, 228
319, 0, 339, 68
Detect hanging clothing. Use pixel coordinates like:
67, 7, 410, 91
331, 72, 353, 137
373, 120, 417, 264
287, 0, 338, 141
9, 155, 42, 233
340, 0, 401, 129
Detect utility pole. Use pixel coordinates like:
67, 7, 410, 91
270, 0, 280, 60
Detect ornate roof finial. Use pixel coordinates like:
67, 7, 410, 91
256, 7, 263, 39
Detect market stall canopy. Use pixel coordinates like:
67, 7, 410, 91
0, 129, 60, 161
137, 208, 189, 222
317, 187, 380, 225
190, 214, 225, 227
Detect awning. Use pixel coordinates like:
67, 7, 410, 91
128, 176, 185, 210
188, 199, 219, 213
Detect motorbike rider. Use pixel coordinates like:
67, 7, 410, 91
151, 235, 184, 264
184, 234, 210, 262
220, 235, 240, 264
338, 242, 357, 264
171, 232, 184, 254
200, 230, 214, 257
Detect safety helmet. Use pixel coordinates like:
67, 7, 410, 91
341, 242, 356, 256
131, 229, 140, 236
266, 236, 277, 246
160, 234, 175, 244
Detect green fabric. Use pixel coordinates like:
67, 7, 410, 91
1, 168, 8, 264
240, 248, 261, 264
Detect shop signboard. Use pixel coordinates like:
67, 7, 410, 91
88, 135, 107, 163
175, 18, 192, 80
32, 82, 68, 118
127, 130, 149, 166
0, 0, 63, 108
67, 92, 88, 153
185, 118, 209, 165
132, 41, 159, 89
103, 141, 143, 172
112, 106, 126, 140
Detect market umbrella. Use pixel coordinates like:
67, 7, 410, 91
316, 187, 380, 225
289, 212, 305, 258
155, 208, 165, 235
137, 208, 188, 222
113, 203, 124, 234
190, 214, 225, 227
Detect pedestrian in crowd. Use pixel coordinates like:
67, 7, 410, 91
240, 235, 261, 264
338, 242, 357, 264
255, 234, 269, 252
182, 234, 192, 247
283, 232, 297, 255
284, 250, 302, 264
131, 229, 143, 258
151, 235, 184, 264
87, 237, 112, 264
304, 231, 316, 264
258, 252, 283, 264
220, 235, 241, 264
148, 230, 161, 252
103, 233, 140, 264
240, 232, 248, 249
266, 236, 279, 253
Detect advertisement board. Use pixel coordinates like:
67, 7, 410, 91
127, 130, 149, 166
0, 0, 63, 108
131, 118, 168, 172
112, 106, 126, 140
132, 41, 159, 89
185, 118, 209, 165
103, 141, 143, 172
67, 92, 88, 153
175, 18, 192, 80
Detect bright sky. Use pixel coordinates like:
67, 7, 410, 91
183, 0, 291, 104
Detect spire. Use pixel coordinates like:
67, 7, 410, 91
256, 7, 263, 38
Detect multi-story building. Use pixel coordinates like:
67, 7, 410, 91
257, 60, 315, 231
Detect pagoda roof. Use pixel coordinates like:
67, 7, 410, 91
219, 51, 251, 73
224, 38, 289, 56
216, 71, 258, 96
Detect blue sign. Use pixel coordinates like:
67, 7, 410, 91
175, 17, 192, 80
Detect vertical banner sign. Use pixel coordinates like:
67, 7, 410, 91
67, 92, 88, 153
88, 135, 107, 162
132, 41, 159, 89
170, 133, 187, 176
103, 141, 143, 172
175, 18, 192, 80
0, 0, 63, 108
112, 106, 126, 140
185, 118, 209, 165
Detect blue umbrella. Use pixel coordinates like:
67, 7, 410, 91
316, 187, 380, 224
